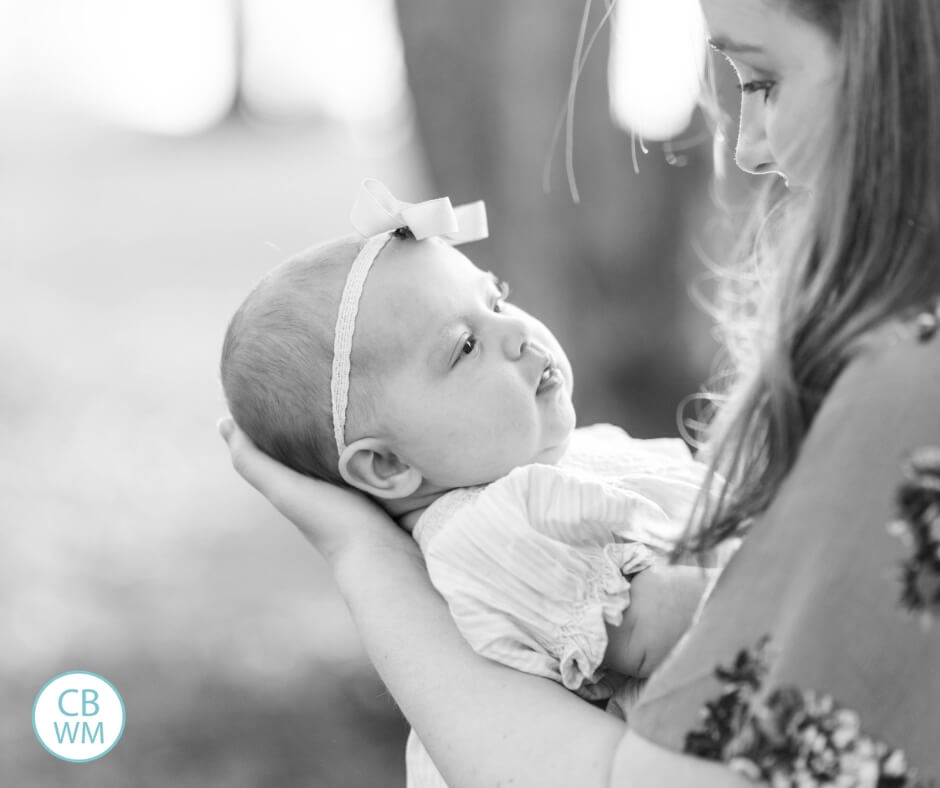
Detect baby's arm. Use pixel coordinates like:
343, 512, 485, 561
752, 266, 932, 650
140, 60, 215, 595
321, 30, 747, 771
603, 563, 717, 678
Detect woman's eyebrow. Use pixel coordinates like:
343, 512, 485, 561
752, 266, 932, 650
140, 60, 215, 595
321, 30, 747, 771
707, 36, 765, 55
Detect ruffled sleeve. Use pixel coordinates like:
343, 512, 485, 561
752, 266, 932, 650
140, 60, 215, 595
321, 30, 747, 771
418, 463, 685, 699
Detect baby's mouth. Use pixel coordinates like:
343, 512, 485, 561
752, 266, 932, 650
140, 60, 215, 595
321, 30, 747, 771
536, 356, 562, 395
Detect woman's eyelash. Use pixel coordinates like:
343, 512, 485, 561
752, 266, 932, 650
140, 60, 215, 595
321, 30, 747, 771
739, 79, 776, 102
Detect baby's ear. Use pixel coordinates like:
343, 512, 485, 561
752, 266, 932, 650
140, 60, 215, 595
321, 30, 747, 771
338, 438, 422, 500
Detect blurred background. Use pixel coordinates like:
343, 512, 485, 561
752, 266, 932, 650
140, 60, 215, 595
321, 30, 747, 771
1, 0, 747, 785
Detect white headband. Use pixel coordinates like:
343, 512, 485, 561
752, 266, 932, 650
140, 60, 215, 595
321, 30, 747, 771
330, 178, 489, 456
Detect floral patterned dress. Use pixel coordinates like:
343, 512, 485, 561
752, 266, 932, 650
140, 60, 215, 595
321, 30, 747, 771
629, 308, 940, 787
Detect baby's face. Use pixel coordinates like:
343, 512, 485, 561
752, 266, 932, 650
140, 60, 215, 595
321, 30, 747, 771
352, 238, 576, 489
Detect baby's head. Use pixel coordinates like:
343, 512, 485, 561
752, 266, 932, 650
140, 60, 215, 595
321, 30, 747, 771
221, 235, 368, 485
222, 204, 576, 507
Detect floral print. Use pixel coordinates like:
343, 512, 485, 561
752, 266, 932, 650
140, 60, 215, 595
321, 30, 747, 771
684, 638, 928, 786
683, 635, 773, 762
888, 446, 940, 625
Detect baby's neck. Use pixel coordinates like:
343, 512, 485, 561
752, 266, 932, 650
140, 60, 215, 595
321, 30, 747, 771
382, 485, 454, 534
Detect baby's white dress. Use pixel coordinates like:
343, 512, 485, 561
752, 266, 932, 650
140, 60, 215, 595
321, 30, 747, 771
405, 424, 718, 788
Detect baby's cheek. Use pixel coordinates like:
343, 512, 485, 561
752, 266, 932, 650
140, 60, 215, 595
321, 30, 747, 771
440, 420, 524, 481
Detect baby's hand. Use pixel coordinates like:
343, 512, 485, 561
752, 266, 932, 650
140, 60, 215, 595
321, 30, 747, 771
218, 417, 414, 570
604, 564, 717, 678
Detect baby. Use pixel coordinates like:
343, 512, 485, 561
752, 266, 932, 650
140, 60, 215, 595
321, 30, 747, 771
221, 180, 722, 788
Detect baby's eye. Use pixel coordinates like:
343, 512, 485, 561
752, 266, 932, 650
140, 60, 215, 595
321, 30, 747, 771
493, 280, 511, 313
739, 79, 776, 103
460, 336, 478, 357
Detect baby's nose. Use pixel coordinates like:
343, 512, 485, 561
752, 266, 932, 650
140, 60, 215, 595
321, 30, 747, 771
523, 340, 551, 368
500, 317, 532, 359
513, 339, 551, 374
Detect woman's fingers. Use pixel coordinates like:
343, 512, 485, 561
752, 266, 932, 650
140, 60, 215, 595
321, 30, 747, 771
219, 416, 272, 493
217, 415, 235, 441
217, 415, 404, 558
219, 415, 326, 523
224, 420, 293, 501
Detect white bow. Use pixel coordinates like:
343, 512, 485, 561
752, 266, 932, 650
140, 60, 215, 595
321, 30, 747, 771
349, 178, 488, 244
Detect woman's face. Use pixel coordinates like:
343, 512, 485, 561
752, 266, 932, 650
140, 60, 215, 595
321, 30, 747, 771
700, 0, 842, 190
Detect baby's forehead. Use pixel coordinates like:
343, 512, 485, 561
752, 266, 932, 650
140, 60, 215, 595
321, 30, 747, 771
371, 239, 486, 304
353, 239, 488, 361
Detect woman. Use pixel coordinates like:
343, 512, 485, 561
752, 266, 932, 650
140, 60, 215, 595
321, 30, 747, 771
220, 0, 940, 784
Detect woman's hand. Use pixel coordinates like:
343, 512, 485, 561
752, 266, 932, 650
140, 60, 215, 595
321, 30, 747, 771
217, 416, 415, 571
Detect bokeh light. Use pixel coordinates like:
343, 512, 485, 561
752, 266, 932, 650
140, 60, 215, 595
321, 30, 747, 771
608, 0, 706, 141
0, 0, 237, 134
0, 0, 407, 135
241, 0, 407, 123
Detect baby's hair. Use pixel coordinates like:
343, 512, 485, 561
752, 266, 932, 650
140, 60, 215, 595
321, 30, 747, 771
220, 235, 373, 485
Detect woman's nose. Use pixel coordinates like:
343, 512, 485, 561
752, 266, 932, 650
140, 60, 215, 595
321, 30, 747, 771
735, 100, 775, 175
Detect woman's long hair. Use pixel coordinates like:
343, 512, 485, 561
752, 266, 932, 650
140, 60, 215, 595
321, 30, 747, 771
685, 0, 940, 552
